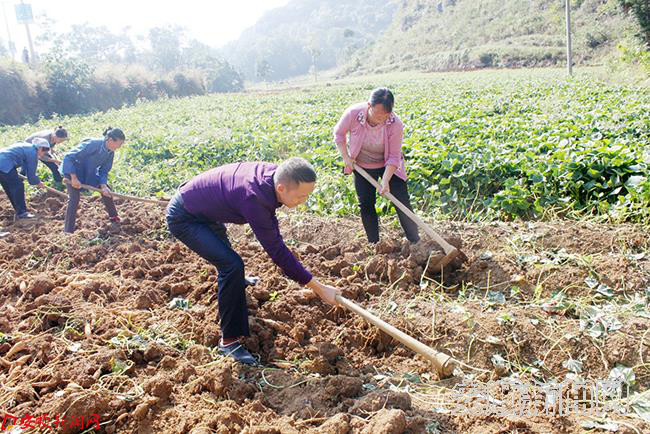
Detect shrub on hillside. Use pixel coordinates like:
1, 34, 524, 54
619, 0, 650, 44
205, 62, 244, 93
170, 71, 206, 97
42, 52, 93, 116
0, 58, 242, 125
122, 65, 162, 101
0, 61, 47, 125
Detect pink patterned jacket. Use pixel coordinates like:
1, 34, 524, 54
333, 102, 407, 180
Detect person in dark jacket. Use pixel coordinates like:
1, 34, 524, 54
62, 127, 125, 233
24, 126, 68, 186
166, 157, 341, 365
0, 138, 50, 220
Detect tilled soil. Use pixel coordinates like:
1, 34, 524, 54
1, 191, 649, 433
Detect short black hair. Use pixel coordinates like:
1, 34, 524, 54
275, 157, 317, 186
103, 126, 125, 141
54, 126, 68, 139
369, 87, 394, 112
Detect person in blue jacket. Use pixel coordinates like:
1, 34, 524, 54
0, 138, 50, 220
62, 127, 125, 233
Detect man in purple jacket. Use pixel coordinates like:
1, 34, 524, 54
166, 157, 340, 365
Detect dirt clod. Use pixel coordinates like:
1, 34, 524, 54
26, 275, 56, 298
143, 375, 174, 400
361, 409, 406, 434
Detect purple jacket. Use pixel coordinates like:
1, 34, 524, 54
180, 162, 312, 285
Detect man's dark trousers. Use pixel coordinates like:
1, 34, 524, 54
166, 193, 249, 339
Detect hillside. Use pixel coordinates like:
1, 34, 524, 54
345, 0, 642, 74
222, 0, 642, 80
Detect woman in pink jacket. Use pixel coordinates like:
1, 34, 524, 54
334, 88, 419, 244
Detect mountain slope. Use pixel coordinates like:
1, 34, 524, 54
347, 0, 640, 74
221, 0, 396, 81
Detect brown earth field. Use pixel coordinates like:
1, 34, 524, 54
1, 190, 649, 434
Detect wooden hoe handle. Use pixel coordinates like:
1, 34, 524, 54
336, 294, 456, 377
353, 164, 457, 255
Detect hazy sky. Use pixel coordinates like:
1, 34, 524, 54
1, 0, 289, 56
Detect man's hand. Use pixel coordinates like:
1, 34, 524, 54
37, 182, 45, 189
69, 175, 81, 189
100, 184, 112, 198
306, 279, 341, 306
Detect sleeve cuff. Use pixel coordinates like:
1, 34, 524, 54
296, 270, 313, 286
386, 158, 401, 167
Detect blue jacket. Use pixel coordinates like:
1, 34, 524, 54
62, 138, 114, 187
0, 143, 41, 185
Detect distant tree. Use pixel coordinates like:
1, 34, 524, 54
181, 40, 243, 92
256, 59, 272, 82
42, 47, 93, 115
37, 24, 137, 63
149, 26, 185, 71
207, 62, 244, 92
181, 39, 215, 68
306, 36, 322, 82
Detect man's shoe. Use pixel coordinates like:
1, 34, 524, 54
15, 212, 36, 220
109, 221, 121, 234
218, 341, 257, 365
245, 275, 260, 287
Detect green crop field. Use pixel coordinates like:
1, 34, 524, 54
1, 67, 649, 222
